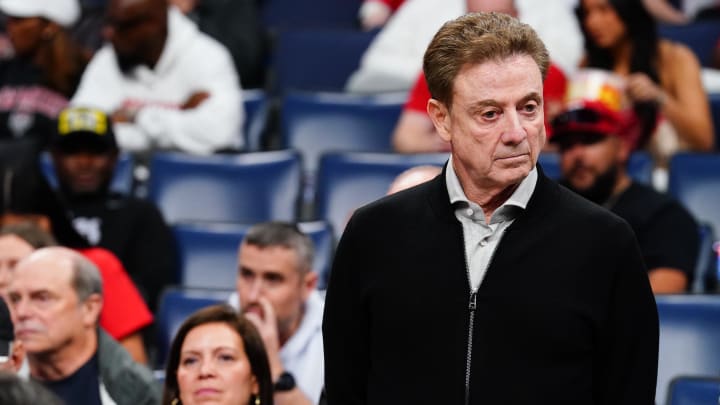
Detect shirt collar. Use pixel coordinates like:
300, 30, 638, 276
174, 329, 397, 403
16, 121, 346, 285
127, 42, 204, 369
445, 156, 538, 219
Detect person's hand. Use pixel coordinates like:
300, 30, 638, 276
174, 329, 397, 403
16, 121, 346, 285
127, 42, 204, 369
244, 296, 284, 379
626, 73, 667, 105
180, 91, 210, 110
112, 108, 136, 123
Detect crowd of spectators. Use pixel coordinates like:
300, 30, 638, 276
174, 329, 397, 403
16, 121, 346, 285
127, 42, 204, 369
0, 0, 719, 403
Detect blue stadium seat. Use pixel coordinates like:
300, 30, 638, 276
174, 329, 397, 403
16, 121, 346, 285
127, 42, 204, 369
40, 151, 135, 195
659, 22, 720, 67
242, 89, 268, 151
315, 152, 449, 241
537, 152, 561, 180
174, 221, 334, 289
280, 92, 405, 175
667, 376, 720, 405
147, 150, 302, 224
262, 0, 362, 30
710, 93, 719, 150
692, 223, 718, 293
272, 29, 378, 94
655, 295, 720, 403
668, 153, 720, 237
536, 151, 653, 184
155, 287, 232, 368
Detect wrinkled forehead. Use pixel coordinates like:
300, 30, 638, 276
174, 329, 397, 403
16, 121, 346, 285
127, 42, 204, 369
11, 255, 74, 292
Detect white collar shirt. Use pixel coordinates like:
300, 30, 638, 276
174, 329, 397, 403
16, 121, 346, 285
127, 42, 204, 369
445, 157, 538, 291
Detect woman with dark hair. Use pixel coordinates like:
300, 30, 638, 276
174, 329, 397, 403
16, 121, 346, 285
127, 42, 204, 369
163, 305, 274, 405
577, 0, 714, 162
0, 0, 91, 148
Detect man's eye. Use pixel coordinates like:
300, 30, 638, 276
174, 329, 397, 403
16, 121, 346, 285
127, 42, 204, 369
482, 110, 498, 119
522, 104, 538, 113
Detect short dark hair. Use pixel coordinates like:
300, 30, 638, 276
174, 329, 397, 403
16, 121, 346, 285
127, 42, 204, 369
423, 12, 549, 109
0, 222, 57, 249
242, 222, 314, 274
162, 305, 274, 405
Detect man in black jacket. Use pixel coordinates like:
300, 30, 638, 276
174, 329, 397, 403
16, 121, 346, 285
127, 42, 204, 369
323, 12, 659, 405
50, 107, 176, 311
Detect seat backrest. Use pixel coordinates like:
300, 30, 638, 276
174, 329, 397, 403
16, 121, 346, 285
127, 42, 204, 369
40, 152, 135, 195
272, 29, 378, 94
692, 223, 718, 293
147, 151, 302, 224
538, 151, 654, 184
243, 89, 269, 151
668, 153, 720, 236
280, 92, 405, 175
667, 375, 720, 405
655, 295, 720, 403
315, 152, 449, 242
659, 22, 720, 67
155, 287, 232, 368
710, 93, 719, 151
262, 0, 362, 30
174, 221, 335, 289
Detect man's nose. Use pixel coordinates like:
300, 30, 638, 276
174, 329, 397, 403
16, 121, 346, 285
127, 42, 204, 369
246, 278, 264, 301
502, 111, 527, 145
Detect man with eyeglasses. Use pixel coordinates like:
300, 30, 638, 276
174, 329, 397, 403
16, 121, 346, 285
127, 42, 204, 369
551, 101, 700, 293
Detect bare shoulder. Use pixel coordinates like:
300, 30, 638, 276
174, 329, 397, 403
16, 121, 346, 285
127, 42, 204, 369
658, 39, 699, 65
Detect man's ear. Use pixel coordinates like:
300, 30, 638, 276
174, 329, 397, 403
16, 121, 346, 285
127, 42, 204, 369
301, 271, 318, 301
81, 294, 103, 327
617, 137, 632, 164
427, 99, 452, 142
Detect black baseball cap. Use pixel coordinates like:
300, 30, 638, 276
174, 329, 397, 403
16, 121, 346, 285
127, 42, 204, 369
52, 107, 118, 153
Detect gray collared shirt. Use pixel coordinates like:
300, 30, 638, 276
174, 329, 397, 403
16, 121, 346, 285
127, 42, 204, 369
445, 157, 538, 291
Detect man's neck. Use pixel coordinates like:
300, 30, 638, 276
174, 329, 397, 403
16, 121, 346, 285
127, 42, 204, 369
29, 330, 98, 381
455, 168, 523, 223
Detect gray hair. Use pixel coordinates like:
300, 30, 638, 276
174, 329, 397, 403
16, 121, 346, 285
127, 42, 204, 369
242, 222, 314, 274
70, 253, 103, 301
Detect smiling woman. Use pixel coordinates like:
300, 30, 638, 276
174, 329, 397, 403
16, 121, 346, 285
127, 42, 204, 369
163, 305, 274, 405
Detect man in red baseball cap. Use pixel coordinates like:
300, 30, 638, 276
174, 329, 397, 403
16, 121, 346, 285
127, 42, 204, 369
551, 101, 700, 294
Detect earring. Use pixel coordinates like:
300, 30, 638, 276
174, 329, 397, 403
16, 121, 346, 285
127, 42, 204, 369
171, 399, 179, 405
254, 395, 260, 405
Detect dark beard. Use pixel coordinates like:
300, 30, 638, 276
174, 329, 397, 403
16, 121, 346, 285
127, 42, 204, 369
561, 164, 619, 205
116, 54, 143, 74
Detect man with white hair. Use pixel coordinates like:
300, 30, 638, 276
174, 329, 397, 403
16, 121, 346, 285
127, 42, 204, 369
6, 247, 159, 405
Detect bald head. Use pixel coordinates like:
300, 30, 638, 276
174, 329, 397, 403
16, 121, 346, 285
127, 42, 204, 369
387, 166, 442, 195
15, 247, 102, 301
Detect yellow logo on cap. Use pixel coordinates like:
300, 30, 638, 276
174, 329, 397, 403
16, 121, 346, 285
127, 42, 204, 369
58, 108, 108, 136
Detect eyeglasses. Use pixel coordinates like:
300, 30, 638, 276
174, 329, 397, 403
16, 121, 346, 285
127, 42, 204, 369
552, 108, 604, 127
554, 132, 607, 151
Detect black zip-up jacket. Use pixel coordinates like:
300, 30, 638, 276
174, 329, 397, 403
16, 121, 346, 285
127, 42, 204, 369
323, 165, 658, 405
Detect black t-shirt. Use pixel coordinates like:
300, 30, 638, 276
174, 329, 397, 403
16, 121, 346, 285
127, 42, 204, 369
0, 59, 69, 147
64, 192, 177, 310
610, 182, 699, 284
36, 353, 103, 405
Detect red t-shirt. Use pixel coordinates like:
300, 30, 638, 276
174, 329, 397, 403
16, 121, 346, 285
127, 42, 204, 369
78, 248, 154, 340
369, 0, 405, 11
404, 63, 568, 117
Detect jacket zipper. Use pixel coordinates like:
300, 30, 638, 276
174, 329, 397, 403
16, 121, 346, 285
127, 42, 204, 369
463, 226, 508, 405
